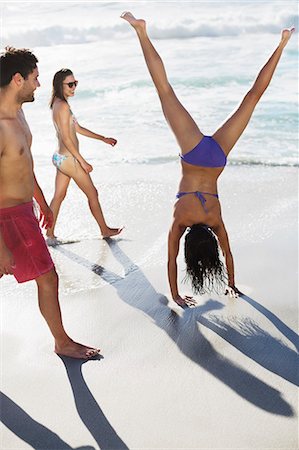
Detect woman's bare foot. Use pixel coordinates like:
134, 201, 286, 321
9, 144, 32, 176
102, 227, 124, 239
280, 26, 295, 47
46, 236, 62, 247
55, 339, 100, 359
120, 11, 146, 31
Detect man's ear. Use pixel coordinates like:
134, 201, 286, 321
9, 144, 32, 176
12, 72, 24, 87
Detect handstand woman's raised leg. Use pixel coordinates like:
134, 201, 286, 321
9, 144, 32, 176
121, 11, 203, 153
212, 27, 295, 155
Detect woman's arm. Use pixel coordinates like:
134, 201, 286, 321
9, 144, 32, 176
54, 103, 92, 173
167, 226, 180, 300
213, 221, 241, 296
168, 222, 195, 306
75, 123, 117, 146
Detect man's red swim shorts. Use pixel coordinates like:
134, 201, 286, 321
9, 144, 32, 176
0, 201, 54, 283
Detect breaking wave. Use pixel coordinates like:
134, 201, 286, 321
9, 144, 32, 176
2, 13, 298, 48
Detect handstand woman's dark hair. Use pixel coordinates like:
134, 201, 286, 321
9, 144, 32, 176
49, 68, 73, 108
184, 224, 227, 295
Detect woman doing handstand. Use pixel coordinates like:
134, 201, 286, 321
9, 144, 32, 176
121, 12, 294, 307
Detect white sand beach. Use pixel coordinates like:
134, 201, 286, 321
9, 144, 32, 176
1, 164, 298, 449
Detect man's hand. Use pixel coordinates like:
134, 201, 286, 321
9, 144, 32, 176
39, 205, 53, 229
0, 244, 15, 277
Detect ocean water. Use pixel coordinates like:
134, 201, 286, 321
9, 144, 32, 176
1, 1, 298, 167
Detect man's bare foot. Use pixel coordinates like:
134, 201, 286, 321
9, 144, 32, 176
102, 227, 124, 239
55, 339, 100, 359
120, 11, 146, 31
281, 26, 295, 47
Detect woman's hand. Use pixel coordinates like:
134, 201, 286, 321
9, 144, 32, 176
104, 137, 117, 147
173, 294, 197, 308
225, 285, 243, 298
80, 160, 93, 173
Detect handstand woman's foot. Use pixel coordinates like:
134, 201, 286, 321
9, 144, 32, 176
102, 227, 124, 239
120, 11, 146, 31
55, 339, 100, 359
280, 26, 295, 47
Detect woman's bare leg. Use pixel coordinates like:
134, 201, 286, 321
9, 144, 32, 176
213, 27, 295, 155
46, 169, 71, 239
59, 159, 122, 238
121, 12, 203, 153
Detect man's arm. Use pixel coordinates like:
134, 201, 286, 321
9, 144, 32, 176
33, 173, 53, 229
0, 128, 15, 275
0, 231, 15, 277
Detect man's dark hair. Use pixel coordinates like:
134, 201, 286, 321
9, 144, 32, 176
0, 46, 38, 88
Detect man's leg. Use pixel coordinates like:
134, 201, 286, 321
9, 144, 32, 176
35, 268, 100, 358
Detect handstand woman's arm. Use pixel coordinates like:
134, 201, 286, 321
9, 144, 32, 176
213, 223, 241, 297
168, 224, 196, 307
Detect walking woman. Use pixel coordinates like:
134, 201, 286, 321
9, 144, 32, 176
46, 69, 122, 245
121, 12, 294, 307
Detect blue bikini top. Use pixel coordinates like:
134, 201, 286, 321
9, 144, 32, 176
180, 136, 227, 168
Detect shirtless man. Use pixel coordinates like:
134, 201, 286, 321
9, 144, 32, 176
0, 46, 100, 358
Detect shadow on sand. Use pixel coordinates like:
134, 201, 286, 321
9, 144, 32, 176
54, 239, 296, 417
198, 298, 299, 387
0, 391, 95, 450
58, 355, 129, 450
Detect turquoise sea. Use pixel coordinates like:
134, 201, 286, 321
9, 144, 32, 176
1, 1, 298, 168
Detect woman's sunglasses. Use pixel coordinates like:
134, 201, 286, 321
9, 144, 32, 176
63, 81, 78, 88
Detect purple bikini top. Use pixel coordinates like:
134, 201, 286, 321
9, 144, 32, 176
180, 136, 227, 168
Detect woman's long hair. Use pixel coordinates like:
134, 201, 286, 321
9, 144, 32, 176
49, 68, 73, 109
184, 224, 227, 295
